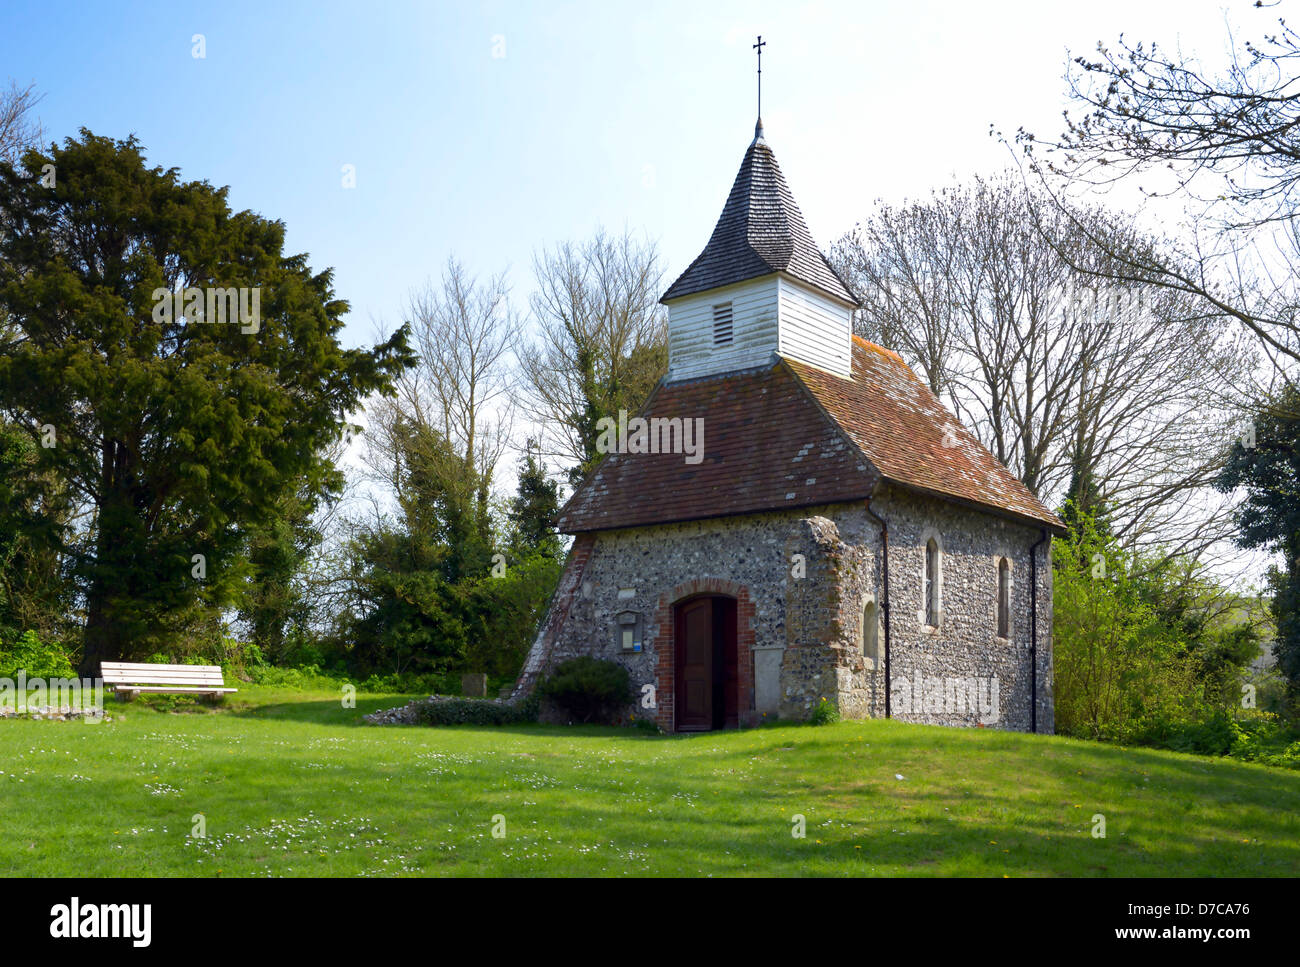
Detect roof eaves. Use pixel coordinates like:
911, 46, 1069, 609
881, 478, 1068, 535
660, 264, 777, 305
558, 494, 874, 536
788, 349, 1065, 534
776, 270, 861, 311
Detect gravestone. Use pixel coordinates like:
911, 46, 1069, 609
461, 673, 487, 698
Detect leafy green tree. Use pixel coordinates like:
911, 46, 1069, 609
339, 427, 567, 681
0, 417, 71, 638
506, 442, 562, 559
338, 416, 493, 677
1059, 460, 1110, 538
391, 417, 494, 584
339, 523, 467, 677
0, 131, 413, 674
463, 553, 563, 678
1128, 550, 1264, 702
1052, 510, 1202, 740
236, 481, 328, 664
1217, 384, 1300, 693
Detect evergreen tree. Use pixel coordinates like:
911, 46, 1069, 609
1060, 459, 1111, 538
507, 441, 561, 559
0, 131, 413, 673
236, 480, 329, 663
1216, 384, 1300, 694
0, 416, 70, 638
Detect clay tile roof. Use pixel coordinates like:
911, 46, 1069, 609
787, 337, 1065, 531
660, 133, 860, 308
555, 362, 876, 533
557, 337, 1064, 535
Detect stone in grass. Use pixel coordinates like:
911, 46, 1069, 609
460, 673, 488, 698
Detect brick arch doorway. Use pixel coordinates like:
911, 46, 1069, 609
674, 595, 739, 732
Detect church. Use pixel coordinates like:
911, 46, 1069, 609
513, 115, 1064, 734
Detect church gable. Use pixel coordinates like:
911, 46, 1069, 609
664, 276, 780, 384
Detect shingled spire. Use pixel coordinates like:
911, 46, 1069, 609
660, 130, 858, 308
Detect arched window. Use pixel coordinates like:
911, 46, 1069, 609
924, 538, 939, 627
862, 598, 880, 668
997, 558, 1011, 638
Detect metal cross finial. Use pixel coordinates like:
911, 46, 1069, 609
753, 35, 767, 123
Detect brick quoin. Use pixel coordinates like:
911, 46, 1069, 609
652, 578, 756, 732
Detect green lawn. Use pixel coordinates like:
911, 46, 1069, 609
1, 684, 1297, 876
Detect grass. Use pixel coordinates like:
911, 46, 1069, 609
2, 683, 1298, 876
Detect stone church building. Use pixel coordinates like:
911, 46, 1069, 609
514, 119, 1064, 733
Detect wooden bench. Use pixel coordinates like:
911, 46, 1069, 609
101, 662, 238, 701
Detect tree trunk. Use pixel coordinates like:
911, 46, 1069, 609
79, 437, 124, 678
79, 589, 116, 678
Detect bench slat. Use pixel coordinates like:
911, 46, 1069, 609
102, 661, 222, 667
104, 680, 227, 688
101, 670, 226, 675
113, 685, 237, 694
102, 665, 222, 670
102, 671, 227, 682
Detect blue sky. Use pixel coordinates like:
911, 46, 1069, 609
0, 0, 1242, 348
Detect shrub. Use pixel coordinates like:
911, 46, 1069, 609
1053, 513, 1212, 740
515, 689, 541, 722
1164, 709, 1239, 757
0, 630, 75, 679
809, 696, 839, 725
358, 670, 462, 695
1106, 707, 1300, 769
416, 697, 534, 727
537, 657, 632, 723
247, 663, 341, 690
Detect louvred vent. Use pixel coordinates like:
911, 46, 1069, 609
712, 303, 734, 345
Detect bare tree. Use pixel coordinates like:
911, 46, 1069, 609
0, 80, 43, 166
519, 227, 668, 482
832, 173, 1252, 555
1012, 7, 1300, 375
834, 176, 1094, 492
364, 257, 516, 521
836, 193, 965, 396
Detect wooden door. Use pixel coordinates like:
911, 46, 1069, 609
715, 598, 738, 729
675, 597, 714, 731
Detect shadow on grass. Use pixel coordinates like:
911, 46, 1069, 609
230, 697, 704, 744
227, 695, 420, 726
225, 695, 651, 734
